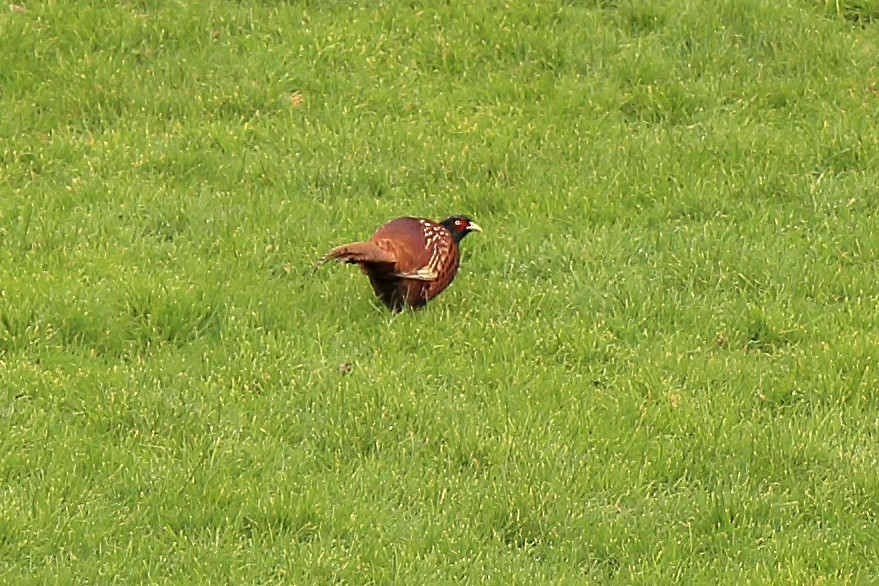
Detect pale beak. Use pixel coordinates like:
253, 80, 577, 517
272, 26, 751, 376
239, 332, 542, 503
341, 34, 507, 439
468, 222, 482, 232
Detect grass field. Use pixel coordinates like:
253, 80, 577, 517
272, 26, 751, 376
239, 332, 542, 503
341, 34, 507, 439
2, 0, 879, 582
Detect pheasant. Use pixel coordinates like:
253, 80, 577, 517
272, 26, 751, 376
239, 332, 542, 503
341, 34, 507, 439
315, 215, 482, 311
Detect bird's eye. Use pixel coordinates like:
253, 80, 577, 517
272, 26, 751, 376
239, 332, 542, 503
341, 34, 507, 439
456, 219, 466, 229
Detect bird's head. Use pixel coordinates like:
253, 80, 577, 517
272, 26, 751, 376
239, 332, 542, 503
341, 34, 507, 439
440, 215, 482, 243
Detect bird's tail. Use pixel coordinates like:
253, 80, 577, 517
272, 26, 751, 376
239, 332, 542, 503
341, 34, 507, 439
313, 241, 396, 271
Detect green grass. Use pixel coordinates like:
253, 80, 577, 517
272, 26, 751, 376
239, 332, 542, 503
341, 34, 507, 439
2, 0, 879, 582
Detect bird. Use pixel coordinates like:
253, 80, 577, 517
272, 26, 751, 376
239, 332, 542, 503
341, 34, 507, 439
314, 215, 482, 311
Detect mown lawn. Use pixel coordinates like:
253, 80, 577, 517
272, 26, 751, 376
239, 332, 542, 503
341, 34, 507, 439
2, 0, 879, 583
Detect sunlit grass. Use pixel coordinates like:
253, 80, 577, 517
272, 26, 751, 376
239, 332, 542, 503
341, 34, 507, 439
1, 0, 878, 582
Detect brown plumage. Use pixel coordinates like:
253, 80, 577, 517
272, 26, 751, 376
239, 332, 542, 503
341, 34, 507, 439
314, 215, 482, 311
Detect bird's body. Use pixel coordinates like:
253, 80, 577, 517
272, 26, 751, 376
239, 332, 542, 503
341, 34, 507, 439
315, 215, 481, 311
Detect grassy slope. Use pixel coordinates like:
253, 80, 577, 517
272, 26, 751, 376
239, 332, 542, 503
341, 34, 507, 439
2, 0, 879, 583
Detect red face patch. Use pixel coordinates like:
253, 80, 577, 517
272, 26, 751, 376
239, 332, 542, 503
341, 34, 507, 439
455, 219, 468, 230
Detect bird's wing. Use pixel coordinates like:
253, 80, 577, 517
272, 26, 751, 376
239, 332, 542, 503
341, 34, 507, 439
392, 267, 438, 281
